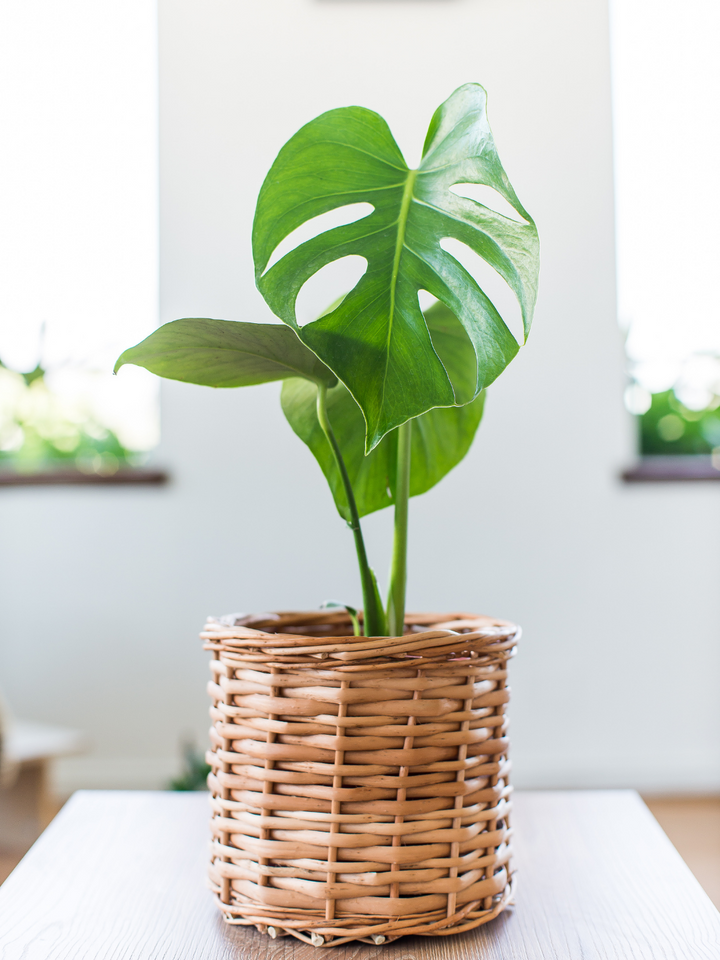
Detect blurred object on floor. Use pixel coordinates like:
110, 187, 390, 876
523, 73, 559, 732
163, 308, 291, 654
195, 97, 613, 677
0, 692, 17, 788
0, 721, 85, 880
644, 795, 720, 908
168, 740, 210, 791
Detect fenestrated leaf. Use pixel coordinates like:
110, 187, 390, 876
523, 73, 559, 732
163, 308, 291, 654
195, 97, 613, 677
254, 82, 538, 452
281, 301, 485, 520
114, 318, 336, 387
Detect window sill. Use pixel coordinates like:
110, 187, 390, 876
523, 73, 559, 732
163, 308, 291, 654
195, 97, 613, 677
622, 456, 720, 483
0, 468, 169, 487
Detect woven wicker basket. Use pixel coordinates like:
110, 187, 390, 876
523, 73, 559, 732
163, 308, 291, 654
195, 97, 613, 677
203, 610, 518, 946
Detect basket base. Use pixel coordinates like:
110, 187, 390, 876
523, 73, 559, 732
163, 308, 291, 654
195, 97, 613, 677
216, 878, 515, 947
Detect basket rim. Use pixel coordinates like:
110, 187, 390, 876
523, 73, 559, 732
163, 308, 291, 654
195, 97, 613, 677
201, 611, 520, 664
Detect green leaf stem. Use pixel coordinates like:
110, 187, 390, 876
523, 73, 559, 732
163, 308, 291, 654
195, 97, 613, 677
281, 301, 486, 521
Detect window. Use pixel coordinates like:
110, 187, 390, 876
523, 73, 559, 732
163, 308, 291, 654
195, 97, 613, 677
611, 0, 720, 463
0, 0, 158, 477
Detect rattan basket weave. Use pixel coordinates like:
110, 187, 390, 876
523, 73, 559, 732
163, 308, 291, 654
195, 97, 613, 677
203, 610, 518, 946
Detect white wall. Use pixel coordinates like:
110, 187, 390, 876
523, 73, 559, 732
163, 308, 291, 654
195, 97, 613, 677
1, 0, 719, 794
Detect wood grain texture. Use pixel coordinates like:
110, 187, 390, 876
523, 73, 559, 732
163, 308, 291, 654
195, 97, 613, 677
1, 790, 719, 959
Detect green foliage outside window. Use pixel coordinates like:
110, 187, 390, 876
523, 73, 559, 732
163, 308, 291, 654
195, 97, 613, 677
639, 389, 720, 456
0, 360, 139, 475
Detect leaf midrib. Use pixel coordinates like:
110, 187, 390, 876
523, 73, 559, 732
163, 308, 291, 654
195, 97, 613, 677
380, 168, 418, 417
144, 343, 326, 383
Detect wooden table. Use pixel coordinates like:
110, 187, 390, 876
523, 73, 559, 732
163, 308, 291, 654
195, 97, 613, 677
0, 790, 719, 959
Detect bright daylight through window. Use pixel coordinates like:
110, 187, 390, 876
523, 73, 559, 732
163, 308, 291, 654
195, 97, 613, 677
0, 1, 158, 477
611, 0, 720, 461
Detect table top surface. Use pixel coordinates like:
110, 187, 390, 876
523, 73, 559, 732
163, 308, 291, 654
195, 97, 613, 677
0, 789, 718, 959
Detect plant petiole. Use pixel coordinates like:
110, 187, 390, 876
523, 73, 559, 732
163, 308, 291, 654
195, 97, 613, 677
316, 383, 387, 637
386, 419, 412, 636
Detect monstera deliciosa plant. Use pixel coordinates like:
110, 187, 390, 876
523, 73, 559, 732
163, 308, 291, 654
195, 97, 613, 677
116, 83, 539, 637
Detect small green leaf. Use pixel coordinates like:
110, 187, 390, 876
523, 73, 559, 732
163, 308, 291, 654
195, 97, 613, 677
281, 301, 485, 520
321, 600, 361, 636
114, 318, 336, 387
254, 82, 538, 451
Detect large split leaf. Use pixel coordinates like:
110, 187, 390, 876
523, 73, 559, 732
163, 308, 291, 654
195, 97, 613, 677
114, 318, 335, 387
254, 82, 539, 452
281, 301, 485, 520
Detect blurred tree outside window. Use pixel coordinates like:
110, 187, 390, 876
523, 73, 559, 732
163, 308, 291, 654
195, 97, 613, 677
611, 0, 720, 459
625, 355, 720, 460
0, 0, 158, 476
0, 354, 155, 476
